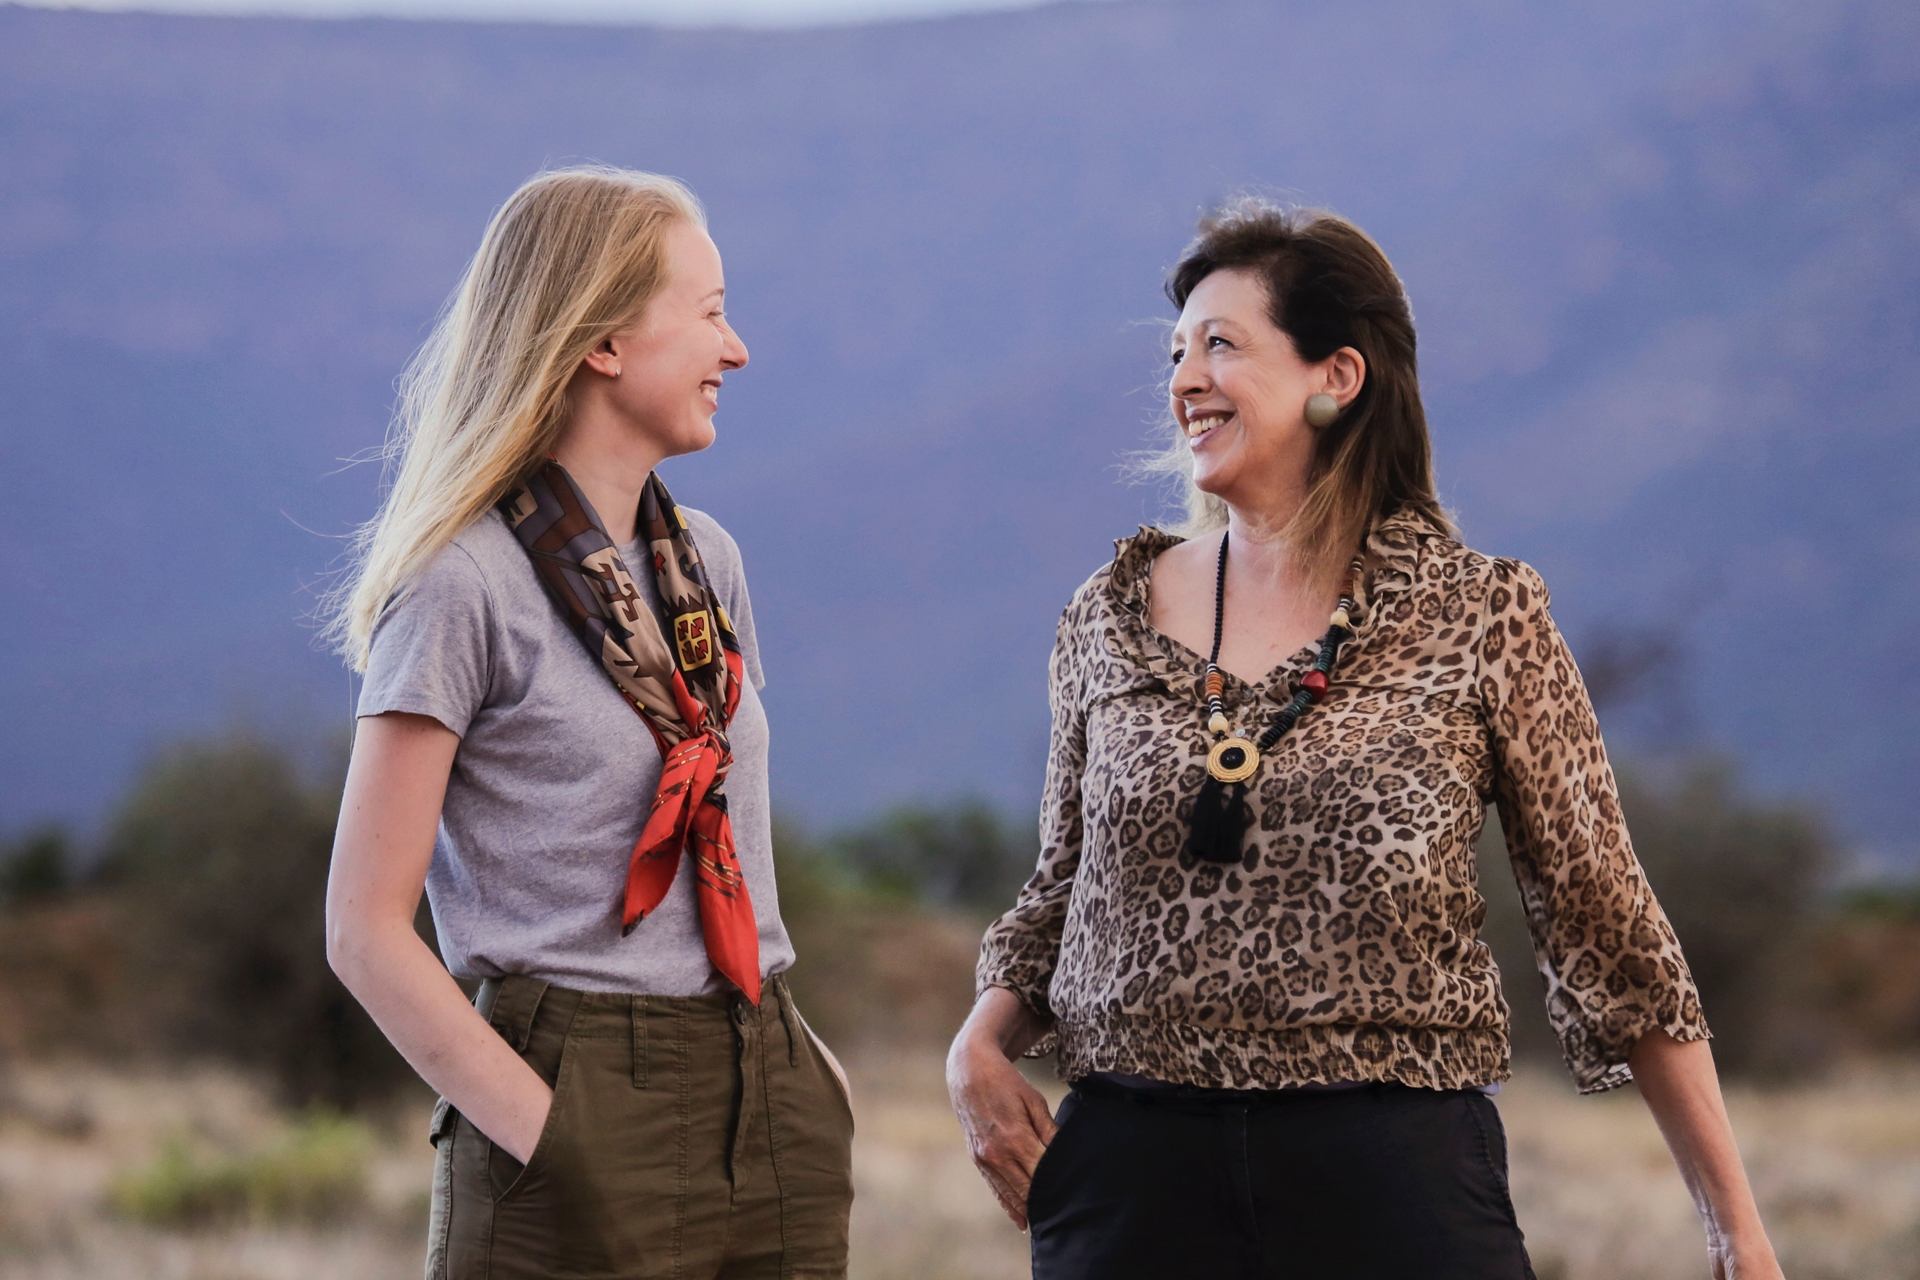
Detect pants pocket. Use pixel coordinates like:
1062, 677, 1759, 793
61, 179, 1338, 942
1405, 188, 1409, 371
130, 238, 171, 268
425, 1099, 459, 1280
1465, 1093, 1515, 1199
796, 1013, 855, 1133
480, 998, 592, 1280
490, 1033, 578, 1204
770, 1000, 855, 1274
1025, 1089, 1081, 1219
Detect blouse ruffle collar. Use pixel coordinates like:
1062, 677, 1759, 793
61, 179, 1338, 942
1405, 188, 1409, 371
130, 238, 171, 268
1100, 509, 1437, 700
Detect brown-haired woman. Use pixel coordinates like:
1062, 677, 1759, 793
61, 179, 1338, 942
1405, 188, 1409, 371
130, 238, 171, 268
947, 199, 1784, 1280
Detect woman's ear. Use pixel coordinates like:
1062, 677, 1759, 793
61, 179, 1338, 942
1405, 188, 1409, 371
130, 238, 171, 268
580, 335, 621, 380
1325, 347, 1367, 407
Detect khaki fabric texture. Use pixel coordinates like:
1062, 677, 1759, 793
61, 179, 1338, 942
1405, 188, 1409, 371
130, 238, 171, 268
425, 975, 854, 1280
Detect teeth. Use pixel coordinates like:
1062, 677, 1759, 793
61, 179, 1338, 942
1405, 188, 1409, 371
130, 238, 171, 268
1186, 413, 1229, 438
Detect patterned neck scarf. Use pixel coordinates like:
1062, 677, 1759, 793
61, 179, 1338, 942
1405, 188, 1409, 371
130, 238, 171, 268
501, 460, 760, 1003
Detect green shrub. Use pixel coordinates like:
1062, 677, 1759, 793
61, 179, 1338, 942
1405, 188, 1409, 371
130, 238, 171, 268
1477, 756, 1835, 1079
827, 798, 1035, 916
112, 1139, 252, 1227
0, 826, 72, 904
768, 816, 863, 926
99, 733, 416, 1107
111, 1112, 371, 1228
1838, 882, 1920, 924
1619, 760, 1833, 1077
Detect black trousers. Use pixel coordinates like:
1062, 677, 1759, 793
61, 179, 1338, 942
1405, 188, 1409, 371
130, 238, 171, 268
1028, 1079, 1537, 1280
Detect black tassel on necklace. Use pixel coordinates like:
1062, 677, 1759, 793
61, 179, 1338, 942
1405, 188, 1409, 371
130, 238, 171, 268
1184, 533, 1362, 865
1186, 773, 1254, 866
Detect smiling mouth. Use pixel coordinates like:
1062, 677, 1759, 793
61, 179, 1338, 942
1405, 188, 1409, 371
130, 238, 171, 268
1184, 412, 1233, 440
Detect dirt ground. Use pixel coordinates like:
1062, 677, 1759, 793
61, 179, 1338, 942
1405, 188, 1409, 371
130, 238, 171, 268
0, 1053, 1915, 1280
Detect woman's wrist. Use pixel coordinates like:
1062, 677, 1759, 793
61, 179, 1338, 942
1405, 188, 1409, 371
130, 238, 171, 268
1711, 1221, 1779, 1269
1691, 1183, 1776, 1277
952, 986, 1046, 1064
950, 1020, 1018, 1075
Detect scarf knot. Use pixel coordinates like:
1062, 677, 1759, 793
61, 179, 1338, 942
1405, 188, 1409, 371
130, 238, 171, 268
502, 462, 761, 1004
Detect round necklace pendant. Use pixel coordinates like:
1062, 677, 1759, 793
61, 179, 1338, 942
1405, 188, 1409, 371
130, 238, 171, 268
1206, 735, 1260, 783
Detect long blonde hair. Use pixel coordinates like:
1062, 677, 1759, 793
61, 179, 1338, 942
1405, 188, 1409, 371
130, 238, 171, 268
325, 166, 705, 670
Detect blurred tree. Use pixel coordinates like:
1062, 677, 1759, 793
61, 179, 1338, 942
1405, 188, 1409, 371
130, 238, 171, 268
1837, 882, 1920, 924
0, 827, 72, 905
1619, 760, 1834, 1077
828, 799, 1035, 916
98, 734, 411, 1109
772, 816, 985, 1053
1579, 627, 1686, 709
767, 816, 855, 927
1575, 621, 1698, 746
1812, 884, 1920, 1053
1477, 757, 1835, 1080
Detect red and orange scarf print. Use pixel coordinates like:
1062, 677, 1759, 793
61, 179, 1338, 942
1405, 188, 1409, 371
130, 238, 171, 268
501, 461, 760, 1003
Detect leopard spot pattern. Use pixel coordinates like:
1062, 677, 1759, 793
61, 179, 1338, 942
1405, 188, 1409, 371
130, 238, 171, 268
977, 511, 1709, 1095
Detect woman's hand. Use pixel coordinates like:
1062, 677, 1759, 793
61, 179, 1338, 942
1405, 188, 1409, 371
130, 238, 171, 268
1708, 1230, 1785, 1280
1629, 1030, 1784, 1280
326, 711, 557, 1166
947, 987, 1058, 1231
495, 1083, 554, 1165
1710, 1240, 1786, 1280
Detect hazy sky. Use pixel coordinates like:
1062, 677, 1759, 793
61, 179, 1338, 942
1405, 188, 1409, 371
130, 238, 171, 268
14, 0, 1083, 25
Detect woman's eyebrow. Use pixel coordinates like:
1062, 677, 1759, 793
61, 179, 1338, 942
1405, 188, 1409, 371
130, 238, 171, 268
1172, 316, 1224, 344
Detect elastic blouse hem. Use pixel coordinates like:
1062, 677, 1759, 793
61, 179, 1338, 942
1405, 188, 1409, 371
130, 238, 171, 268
1051, 1010, 1514, 1095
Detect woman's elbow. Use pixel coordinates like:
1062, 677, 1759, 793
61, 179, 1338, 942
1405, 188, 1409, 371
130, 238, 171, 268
324, 912, 360, 984
324, 903, 386, 991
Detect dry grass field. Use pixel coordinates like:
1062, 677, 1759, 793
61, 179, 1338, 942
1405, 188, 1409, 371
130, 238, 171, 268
0, 1052, 1915, 1280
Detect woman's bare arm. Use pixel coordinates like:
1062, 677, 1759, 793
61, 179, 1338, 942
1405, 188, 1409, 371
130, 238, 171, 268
325, 711, 551, 1162
1630, 1030, 1784, 1280
947, 986, 1058, 1231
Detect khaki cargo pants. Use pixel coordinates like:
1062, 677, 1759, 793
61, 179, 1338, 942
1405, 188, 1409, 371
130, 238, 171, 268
426, 974, 855, 1280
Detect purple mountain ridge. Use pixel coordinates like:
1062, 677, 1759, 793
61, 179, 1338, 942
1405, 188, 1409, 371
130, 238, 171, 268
1, 0, 1915, 869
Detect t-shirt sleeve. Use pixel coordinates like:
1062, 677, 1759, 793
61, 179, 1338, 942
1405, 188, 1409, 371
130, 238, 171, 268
357, 542, 495, 737
684, 509, 766, 691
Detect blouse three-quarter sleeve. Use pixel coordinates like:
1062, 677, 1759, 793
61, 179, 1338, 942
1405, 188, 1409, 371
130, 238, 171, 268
1479, 559, 1711, 1093
975, 587, 1093, 1037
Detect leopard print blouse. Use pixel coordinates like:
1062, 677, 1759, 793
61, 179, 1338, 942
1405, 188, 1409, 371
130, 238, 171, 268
976, 511, 1709, 1094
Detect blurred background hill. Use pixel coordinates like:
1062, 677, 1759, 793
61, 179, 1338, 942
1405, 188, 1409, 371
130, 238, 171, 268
1, 0, 1916, 870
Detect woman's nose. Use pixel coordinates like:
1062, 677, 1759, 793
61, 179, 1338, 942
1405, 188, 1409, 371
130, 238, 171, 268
723, 323, 749, 371
1171, 358, 1208, 400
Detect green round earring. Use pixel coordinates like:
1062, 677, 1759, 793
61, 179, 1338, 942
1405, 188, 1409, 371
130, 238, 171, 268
1304, 393, 1341, 428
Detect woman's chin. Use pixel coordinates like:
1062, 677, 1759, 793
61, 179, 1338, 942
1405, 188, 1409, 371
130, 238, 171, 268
664, 419, 718, 458
1188, 459, 1237, 501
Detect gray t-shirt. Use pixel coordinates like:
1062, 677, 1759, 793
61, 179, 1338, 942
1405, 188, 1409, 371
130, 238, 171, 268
357, 506, 795, 996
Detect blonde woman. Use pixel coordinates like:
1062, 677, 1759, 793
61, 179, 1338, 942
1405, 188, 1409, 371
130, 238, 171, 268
324, 167, 853, 1280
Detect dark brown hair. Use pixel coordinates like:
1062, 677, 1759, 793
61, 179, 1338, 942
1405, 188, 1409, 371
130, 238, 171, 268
1159, 198, 1451, 575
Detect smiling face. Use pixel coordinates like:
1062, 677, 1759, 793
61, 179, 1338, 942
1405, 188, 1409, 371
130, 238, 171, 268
1168, 268, 1329, 514
595, 218, 749, 459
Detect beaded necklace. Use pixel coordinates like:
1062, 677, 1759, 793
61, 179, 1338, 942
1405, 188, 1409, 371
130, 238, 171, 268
1186, 532, 1364, 864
